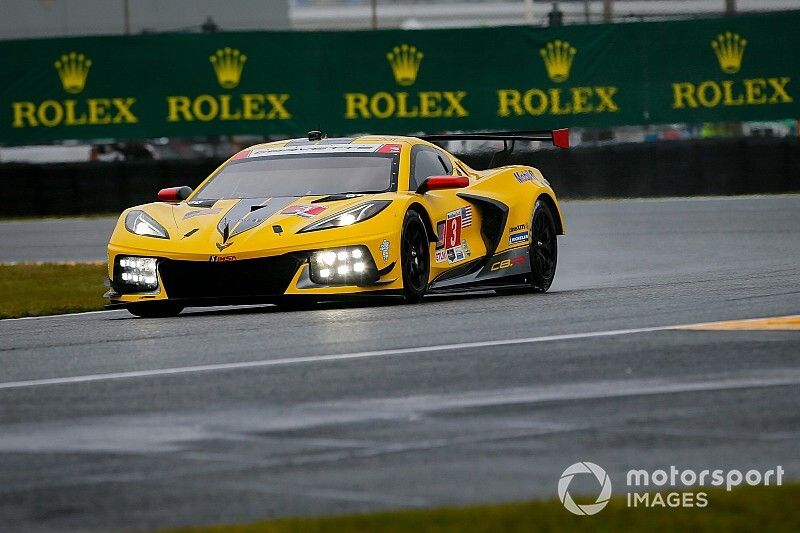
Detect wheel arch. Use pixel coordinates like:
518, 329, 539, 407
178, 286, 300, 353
407, 202, 436, 242
536, 193, 565, 235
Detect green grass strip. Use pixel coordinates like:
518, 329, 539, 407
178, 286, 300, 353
0, 263, 107, 318
168, 484, 800, 533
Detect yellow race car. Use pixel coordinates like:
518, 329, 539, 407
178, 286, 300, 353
106, 130, 568, 317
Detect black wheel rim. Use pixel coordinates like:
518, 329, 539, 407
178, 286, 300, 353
532, 212, 556, 279
403, 220, 428, 292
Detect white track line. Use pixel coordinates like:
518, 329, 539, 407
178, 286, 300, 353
2, 309, 118, 321
0, 325, 675, 390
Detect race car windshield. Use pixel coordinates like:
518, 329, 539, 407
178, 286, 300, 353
193, 154, 396, 200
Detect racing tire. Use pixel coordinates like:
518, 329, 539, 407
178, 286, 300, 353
529, 199, 558, 292
400, 210, 430, 303
126, 302, 184, 318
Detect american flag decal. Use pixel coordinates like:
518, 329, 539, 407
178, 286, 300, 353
281, 205, 327, 218
461, 206, 473, 227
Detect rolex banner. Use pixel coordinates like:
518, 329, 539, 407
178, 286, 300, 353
0, 11, 798, 144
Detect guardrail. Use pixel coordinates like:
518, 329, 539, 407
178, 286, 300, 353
457, 137, 800, 199
0, 137, 797, 217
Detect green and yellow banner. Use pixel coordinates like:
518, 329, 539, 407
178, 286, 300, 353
0, 11, 798, 144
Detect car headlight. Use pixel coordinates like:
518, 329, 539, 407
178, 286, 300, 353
113, 256, 159, 292
125, 210, 170, 239
298, 201, 391, 233
309, 246, 378, 285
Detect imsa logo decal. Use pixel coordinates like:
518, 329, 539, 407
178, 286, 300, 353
210, 255, 236, 262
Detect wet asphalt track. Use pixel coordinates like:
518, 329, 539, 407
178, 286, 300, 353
1, 196, 799, 532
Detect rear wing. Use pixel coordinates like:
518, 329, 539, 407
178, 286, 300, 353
422, 129, 570, 149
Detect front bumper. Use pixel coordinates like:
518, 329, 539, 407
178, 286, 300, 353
106, 236, 402, 305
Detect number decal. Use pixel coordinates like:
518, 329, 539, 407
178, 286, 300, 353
445, 215, 461, 250
436, 207, 471, 264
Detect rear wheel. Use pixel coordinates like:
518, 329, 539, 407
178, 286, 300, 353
529, 199, 558, 292
400, 210, 430, 303
127, 302, 184, 318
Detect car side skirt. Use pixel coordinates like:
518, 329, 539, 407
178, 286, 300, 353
428, 246, 531, 292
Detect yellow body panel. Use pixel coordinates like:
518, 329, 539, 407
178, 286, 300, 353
107, 135, 564, 305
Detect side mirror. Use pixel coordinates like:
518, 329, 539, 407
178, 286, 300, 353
158, 186, 193, 202
416, 175, 469, 194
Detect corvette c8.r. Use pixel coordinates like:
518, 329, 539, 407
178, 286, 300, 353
106, 130, 567, 317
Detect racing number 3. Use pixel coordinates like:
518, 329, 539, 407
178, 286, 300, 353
445, 215, 462, 249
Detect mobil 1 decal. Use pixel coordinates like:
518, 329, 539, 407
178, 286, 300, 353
435, 206, 473, 264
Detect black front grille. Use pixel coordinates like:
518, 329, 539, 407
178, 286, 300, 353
158, 255, 303, 299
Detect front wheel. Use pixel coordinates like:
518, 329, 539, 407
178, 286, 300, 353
126, 302, 184, 318
400, 210, 430, 303
529, 199, 558, 292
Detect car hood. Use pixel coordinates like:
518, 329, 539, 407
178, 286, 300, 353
114, 194, 391, 256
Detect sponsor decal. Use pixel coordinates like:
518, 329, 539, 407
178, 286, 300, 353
435, 249, 448, 263
510, 223, 527, 232
514, 170, 537, 184
509, 231, 530, 245
446, 247, 465, 263
281, 205, 327, 218
671, 32, 792, 110
461, 239, 471, 257
380, 239, 390, 262
491, 255, 525, 271
210, 255, 236, 262
250, 143, 388, 157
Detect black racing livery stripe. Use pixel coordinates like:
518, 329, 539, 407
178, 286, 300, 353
217, 197, 299, 240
